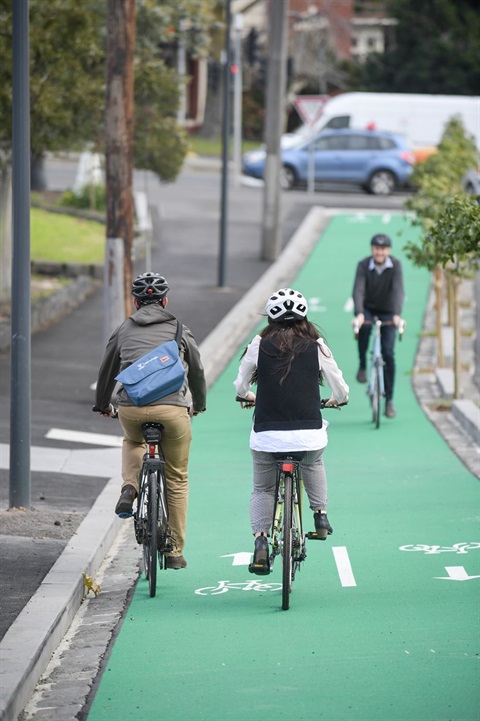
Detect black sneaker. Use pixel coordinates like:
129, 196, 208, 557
313, 511, 333, 540
248, 535, 270, 575
115, 484, 137, 518
385, 400, 397, 418
356, 368, 367, 383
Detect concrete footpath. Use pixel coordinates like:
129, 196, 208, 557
1, 205, 479, 721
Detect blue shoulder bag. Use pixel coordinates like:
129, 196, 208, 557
115, 322, 185, 406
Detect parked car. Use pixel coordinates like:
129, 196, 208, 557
242, 128, 416, 195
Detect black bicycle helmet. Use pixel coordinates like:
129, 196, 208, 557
371, 233, 392, 247
264, 288, 308, 322
131, 272, 169, 303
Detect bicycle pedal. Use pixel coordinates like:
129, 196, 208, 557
117, 511, 133, 519
248, 562, 271, 576
306, 531, 327, 541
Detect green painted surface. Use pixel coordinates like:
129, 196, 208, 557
88, 214, 479, 721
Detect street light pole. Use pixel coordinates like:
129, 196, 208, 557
9, 0, 31, 509
218, 0, 232, 287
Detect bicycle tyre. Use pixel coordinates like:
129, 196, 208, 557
282, 475, 293, 611
372, 366, 381, 429
157, 469, 169, 569
147, 471, 158, 597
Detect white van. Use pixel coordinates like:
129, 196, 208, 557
285, 92, 480, 153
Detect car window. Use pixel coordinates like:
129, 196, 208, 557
323, 115, 350, 129
347, 135, 370, 150
377, 137, 396, 150
315, 135, 349, 151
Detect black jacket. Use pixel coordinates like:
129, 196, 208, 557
353, 256, 404, 316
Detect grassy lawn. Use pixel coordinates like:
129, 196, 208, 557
31, 208, 105, 264
187, 136, 260, 157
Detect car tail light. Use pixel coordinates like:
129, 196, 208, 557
400, 150, 416, 165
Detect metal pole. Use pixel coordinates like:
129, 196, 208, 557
261, 0, 287, 261
218, 0, 232, 287
232, 13, 243, 185
177, 19, 187, 125
10, 0, 31, 508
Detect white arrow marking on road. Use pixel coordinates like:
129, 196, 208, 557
46, 428, 123, 447
221, 553, 253, 566
435, 566, 480, 581
332, 546, 357, 587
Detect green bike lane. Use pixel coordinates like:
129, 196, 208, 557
88, 214, 479, 721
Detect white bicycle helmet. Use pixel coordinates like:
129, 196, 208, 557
264, 288, 308, 322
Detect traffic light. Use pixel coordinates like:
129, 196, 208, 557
246, 28, 259, 65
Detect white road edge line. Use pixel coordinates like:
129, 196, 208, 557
45, 428, 123, 447
332, 546, 357, 587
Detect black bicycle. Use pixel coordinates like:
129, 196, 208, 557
133, 422, 175, 597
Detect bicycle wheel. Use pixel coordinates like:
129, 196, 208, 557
371, 365, 381, 429
147, 471, 159, 597
133, 471, 150, 579
282, 475, 293, 611
157, 469, 170, 569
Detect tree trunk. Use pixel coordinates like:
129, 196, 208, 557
105, 0, 136, 321
451, 273, 462, 399
433, 265, 444, 367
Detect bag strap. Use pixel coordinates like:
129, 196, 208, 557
175, 320, 183, 348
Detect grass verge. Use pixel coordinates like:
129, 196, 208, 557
31, 208, 105, 264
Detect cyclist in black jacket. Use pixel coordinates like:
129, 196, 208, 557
352, 234, 404, 418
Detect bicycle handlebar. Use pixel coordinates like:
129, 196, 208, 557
92, 404, 118, 419
236, 396, 347, 410
352, 317, 406, 341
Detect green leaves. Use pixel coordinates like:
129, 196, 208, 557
403, 116, 479, 277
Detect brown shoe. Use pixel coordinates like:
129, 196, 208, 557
165, 555, 187, 570
115, 484, 137, 518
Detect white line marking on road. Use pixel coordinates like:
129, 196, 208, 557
332, 546, 357, 587
221, 552, 253, 566
46, 428, 123, 447
343, 297, 354, 312
435, 566, 480, 581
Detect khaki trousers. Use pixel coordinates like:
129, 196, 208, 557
118, 404, 192, 556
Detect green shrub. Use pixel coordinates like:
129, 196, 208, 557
59, 184, 106, 211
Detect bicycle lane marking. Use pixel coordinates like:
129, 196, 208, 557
86, 213, 480, 721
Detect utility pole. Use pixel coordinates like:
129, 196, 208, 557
9, 0, 31, 509
105, 0, 136, 329
261, 0, 287, 261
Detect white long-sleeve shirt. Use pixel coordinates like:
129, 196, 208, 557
233, 335, 349, 452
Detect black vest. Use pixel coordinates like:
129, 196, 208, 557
253, 337, 322, 432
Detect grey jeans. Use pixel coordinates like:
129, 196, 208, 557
249, 448, 327, 535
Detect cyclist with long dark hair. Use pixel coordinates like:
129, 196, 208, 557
234, 288, 349, 575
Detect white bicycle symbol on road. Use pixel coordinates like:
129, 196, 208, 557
195, 580, 282, 596
399, 542, 480, 555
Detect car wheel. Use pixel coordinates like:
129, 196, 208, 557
367, 170, 396, 196
280, 165, 296, 190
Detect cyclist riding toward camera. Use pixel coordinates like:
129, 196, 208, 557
234, 288, 349, 575
352, 234, 405, 419
93, 272, 206, 570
